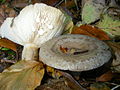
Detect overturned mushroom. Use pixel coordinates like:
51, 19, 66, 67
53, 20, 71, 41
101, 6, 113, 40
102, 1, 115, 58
0, 3, 67, 61
39, 35, 112, 71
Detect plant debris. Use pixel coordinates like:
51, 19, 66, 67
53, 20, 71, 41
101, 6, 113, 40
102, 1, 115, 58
0, 0, 120, 90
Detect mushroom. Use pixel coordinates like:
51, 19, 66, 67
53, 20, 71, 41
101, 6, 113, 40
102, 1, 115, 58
39, 34, 112, 71
0, 3, 67, 61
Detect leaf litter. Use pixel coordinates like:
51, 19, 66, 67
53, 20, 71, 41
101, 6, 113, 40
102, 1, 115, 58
0, 0, 120, 90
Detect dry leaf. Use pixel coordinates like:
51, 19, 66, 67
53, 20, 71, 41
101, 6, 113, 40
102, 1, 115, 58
106, 41, 120, 67
96, 14, 120, 38
106, 41, 120, 73
0, 5, 17, 26
46, 66, 62, 79
0, 60, 45, 90
96, 71, 113, 82
59, 71, 85, 90
71, 25, 110, 40
82, 0, 105, 24
11, 0, 29, 8
60, 46, 68, 53
0, 38, 17, 52
11, 0, 59, 8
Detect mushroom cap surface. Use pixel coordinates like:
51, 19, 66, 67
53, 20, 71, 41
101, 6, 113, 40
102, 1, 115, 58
39, 34, 112, 71
0, 3, 66, 47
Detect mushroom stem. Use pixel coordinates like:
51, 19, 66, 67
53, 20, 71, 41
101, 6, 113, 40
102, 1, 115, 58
22, 44, 39, 61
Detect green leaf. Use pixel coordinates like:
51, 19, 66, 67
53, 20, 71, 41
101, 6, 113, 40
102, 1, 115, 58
0, 0, 6, 3
1, 47, 10, 51
82, 0, 104, 24
0, 60, 45, 90
97, 14, 120, 38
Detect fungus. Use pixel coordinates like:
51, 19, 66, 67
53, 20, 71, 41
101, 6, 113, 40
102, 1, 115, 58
0, 3, 67, 61
39, 35, 112, 71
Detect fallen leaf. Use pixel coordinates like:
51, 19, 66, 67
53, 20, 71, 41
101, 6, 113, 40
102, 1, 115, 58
60, 46, 68, 53
0, 60, 44, 90
71, 25, 110, 40
82, 0, 105, 24
11, 0, 29, 8
96, 71, 113, 82
0, 5, 17, 26
0, 38, 17, 52
11, 0, 59, 8
97, 14, 120, 38
59, 71, 86, 90
106, 41, 120, 66
106, 41, 120, 73
90, 82, 110, 90
46, 66, 62, 79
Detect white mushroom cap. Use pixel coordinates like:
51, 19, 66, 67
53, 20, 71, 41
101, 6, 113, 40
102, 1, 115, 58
0, 3, 66, 47
39, 35, 112, 71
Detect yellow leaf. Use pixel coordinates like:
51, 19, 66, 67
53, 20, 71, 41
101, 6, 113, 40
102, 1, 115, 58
0, 60, 44, 90
46, 66, 62, 79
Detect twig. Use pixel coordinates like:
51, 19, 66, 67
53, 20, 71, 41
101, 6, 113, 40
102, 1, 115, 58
55, 0, 65, 7
111, 85, 120, 90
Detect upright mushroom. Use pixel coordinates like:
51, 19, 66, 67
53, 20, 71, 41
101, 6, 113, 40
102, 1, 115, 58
0, 3, 67, 61
39, 34, 112, 71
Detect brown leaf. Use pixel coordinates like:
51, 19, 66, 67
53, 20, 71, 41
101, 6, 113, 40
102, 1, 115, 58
0, 38, 17, 52
11, 0, 59, 8
71, 25, 110, 40
0, 60, 45, 90
59, 71, 86, 90
0, 5, 17, 26
60, 46, 68, 53
11, 0, 29, 8
106, 41, 120, 72
106, 41, 120, 66
96, 71, 113, 82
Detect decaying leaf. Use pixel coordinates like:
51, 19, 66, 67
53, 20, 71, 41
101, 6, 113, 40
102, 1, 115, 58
0, 60, 45, 90
106, 41, 120, 73
0, 5, 17, 26
0, 38, 17, 52
97, 14, 120, 38
60, 46, 68, 53
90, 82, 110, 90
96, 71, 113, 82
37, 78, 72, 90
82, 0, 105, 24
71, 25, 110, 40
59, 71, 86, 90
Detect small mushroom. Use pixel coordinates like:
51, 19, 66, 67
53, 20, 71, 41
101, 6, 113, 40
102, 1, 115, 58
39, 34, 112, 71
0, 3, 67, 61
